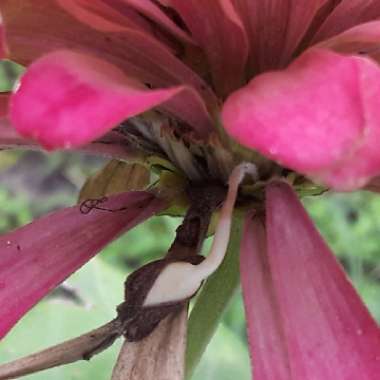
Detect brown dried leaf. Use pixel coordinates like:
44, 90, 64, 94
79, 160, 150, 202
111, 307, 188, 380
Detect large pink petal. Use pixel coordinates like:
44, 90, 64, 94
10, 50, 212, 149
0, 191, 165, 339
0, 93, 37, 149
232, 0, 327, 73
241, 181, 380, 380
0, 0, 215, 105
240, 215, 291, 380
312, 0, 380, 43
168, 0, 248, 97
222, 48, 380, 190
0, 94, 141, 159
0, 92, 141, 158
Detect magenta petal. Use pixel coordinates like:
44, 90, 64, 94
318, 21, 380, 61
169, 0, 248, 96
0, 93, 37, 149
0, 191, 164, 339
313, 0, 380, 43
1, 0, 214, 103
0, 22, 6, 59
120, 0, 195, 44
241, 181, 380, 379
222, 48, 380, 190
240, 216, 292, 380
0, 92, 139, 158
10, 50, 212, 149
231, 0, 327, 72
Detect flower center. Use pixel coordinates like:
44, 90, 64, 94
119, 113, 326, 204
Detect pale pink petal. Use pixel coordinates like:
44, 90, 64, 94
241, 181, 380, 380
222, 48, 380, 190
168, 0, 248, 96
0, 0, 215, 105
0, 191, 165, 339
313, 0, 380, 43
232, 0, 327, 73
10, 50, 212, 149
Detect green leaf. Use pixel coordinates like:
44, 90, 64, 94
78, 160, 150, 203
186, 214, 244, 379
192, 323, 250, 380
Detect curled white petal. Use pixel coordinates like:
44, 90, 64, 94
144, 163, 257, 306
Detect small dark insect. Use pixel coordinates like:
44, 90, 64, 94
79, 197, 130, 214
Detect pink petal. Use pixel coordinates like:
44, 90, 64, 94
317, 21, 380, 61
10, 50, 212, 149
168, 0, 248, 96
57, 0, 193, 46
0, 191, 165, 339
241, 181, 380, 380
231, 0, 327, 73
0, 0, 215, 105
0, 19, 6, 59
312, 0, 380, 44
0, 93, 36, 149
240, 216, 291, 380
120, 0, 195, 45
222, 48, 380, 190
57, 0, 150, 33
0, 93, 140, 159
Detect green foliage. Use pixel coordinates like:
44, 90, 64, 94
186, 215, 244, 379
1, 156, 380, 379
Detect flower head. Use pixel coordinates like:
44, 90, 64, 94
1, 1, 380, 378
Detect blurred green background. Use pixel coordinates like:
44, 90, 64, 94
0, 62, 380, 380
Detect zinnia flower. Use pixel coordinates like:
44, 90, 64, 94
1, 1, 380, 379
